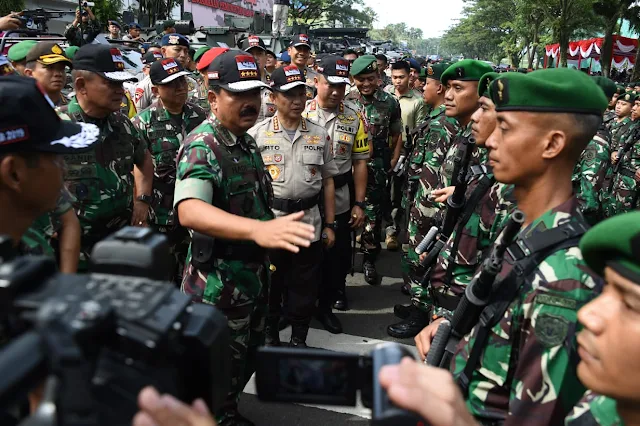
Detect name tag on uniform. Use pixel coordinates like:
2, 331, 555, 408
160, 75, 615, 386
336, 123, 356, 134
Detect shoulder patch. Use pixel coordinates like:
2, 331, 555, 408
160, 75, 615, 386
536, 294, 577, 310
535, 313, 570, 348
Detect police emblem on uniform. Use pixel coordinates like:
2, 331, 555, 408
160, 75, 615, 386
267, 165, 281, 179
274, 154, 283, 162
51, 44, 63, 55
169, 35, 180, 45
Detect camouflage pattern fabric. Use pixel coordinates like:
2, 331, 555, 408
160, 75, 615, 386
345, 87, 402, 260
191, 71, 210, 111
609, 117, 633, 146
58, 98, 148, 271
20, 190, 74, 257
63, 20, 100, 46
420, 181, 515, 317
602, 109, 616, 130
173, 115, 274, 423
450, 197, 601, 426
131, 99, 207, 283
572, 127, 611, 226
564, 390, 622, 426
133, 74, 204, 113
601, 136, 640, 218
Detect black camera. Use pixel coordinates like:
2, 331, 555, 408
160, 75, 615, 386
256, 343, 425, 425
0, 227, 230, 426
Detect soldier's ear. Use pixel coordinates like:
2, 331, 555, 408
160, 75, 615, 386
436, 83, 444, 95
208, 89, 217, 108
151, 86, 159, 97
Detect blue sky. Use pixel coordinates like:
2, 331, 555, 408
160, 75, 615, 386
362, 0, 465, 38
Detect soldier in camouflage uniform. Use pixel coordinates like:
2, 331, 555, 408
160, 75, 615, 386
133, 34, 206, 112
609, 92, 635, 146
63, 6, 100, 47
0, 76, 98, 259
174, 50, 315, 426
59, 44, 155, 271
602, 84, 624, 129
345, 55, 402, 284
412, 68, 607, 425
288, 34, 318, 100
570, 77, 615, 226
390, 72, 514, 339
601, 123, 640, 218
375, 53, 391, 88
131, 59, 207, 284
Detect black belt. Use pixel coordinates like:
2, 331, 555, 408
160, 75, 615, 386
619, 168, 637, 178
432, 290, 461, 312
272, 194, 320, 213
213, 242, 266, 263
333, 170, 353, 189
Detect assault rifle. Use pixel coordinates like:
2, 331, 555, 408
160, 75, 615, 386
610, 126, 640, 188
415, 136, 476, 283
425, 210, 524, 368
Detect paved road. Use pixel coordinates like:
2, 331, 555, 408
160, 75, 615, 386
240, 247, 419, 425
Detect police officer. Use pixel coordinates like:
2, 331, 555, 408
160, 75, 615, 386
288, 34, 318, 100
59, 44, 154, 271
303, 55, 370, 332
0, 76, 98, 253
24, 42, 73, 106
175, 49, 315, 425
249, 64, 339, 347
345, 54, 402, 284
131, 58, 208, 284
107, 19, 121, 39
134, 34, 204, 111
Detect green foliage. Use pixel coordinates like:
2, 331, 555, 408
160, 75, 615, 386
290, 0, 377, 28
369, 23, 426, 52
0, 0, 24, 17
91, 0, 124, 26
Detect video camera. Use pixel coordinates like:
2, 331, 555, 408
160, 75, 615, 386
0, 227, 230, 426
256, 344, 425, 425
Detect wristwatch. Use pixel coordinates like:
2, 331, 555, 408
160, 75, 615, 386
324, 221, 338, 231
354, 201, 366, 209
136, 194, 153, 205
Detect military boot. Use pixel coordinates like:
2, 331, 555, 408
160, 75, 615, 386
265, 316, 281, 346
386, 306, 430, 339
363, 260, 378, 285
393, 303, 412, 319
333, 289, 348, 311
401, 283, 411, 295
289, 325, 309, 348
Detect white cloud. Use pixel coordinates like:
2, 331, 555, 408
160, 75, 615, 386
363, 0, 465, 38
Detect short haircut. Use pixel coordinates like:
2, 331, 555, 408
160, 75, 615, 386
71, 69, 96, 82
343, 49, 357, 57
375, 54, 387, 63
25, 60, 38, 70
569, 114, 602, 150
391, 60, 410, 73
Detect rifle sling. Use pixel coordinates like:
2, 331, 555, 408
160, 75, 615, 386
457, 220, 588, 397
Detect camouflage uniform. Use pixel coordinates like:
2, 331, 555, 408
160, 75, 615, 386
174, 115, 274, 423
344, 86, 402, 264
450, 197, 601, 426
21, 189, 75, 257
405, 105, 459, 270
57, 99, 148, 271
64, 20, 100, 47
131, 99, 207, 283
601, 128, 640, 218
191, 71, 211, 111
133, 74, 203, 112
424, 182, 514, 317
564, 390, 622, 426
609, 116, 633, 146
602, 109, 616, 130
303, 66, 318, 100
572, 126, 611, 225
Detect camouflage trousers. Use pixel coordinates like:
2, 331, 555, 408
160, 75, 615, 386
361, 163, 390, 262
77, 211, 131, 272
601, 172, 639, 218
181, 259, 269, 423
153, 223, 190, 286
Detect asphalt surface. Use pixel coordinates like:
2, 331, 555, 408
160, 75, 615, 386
239, 246, 419, 425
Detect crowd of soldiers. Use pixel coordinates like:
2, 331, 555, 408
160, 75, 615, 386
1, 10, 640, 426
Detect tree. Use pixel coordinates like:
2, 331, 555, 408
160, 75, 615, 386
289, 0, 376, 28
593, 0, 635, 77
0, 0, 24, 17
91, 0, 124, 26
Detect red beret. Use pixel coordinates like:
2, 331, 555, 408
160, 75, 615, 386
197, 47, 230, 71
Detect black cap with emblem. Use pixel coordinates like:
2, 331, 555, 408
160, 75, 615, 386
316, 55, 351, 85
73, 44, 137, 82
206, 49, 270, 92
269, 64, 308, 92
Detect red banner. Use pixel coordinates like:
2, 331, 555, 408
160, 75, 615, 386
190, 0, 255, 17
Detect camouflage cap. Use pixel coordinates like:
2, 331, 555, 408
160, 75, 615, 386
580, 211, 640, 284
618, 91, 637, 104
7, 40, 38, 62
441, 59, 494, 85
591, 76, 617, 99
489, 68, 608, 116
350, 55, 377, 76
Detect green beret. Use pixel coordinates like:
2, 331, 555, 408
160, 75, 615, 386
424, 63, 449, 82
592, 76, 617, 99
7, 40, 38, 62
580, 211, 640, 284
489, 68, 608, 115
618, 91, 637, 104
350, 55, 378, 76
193, 46, 211, 63
616, 84, 626, 95
441, 59, 494, 85
478, 72, 499, 97
65, 46, 80, 61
